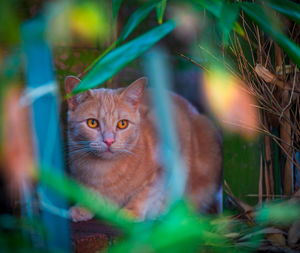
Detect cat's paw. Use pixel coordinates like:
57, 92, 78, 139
70, 206, 94, 222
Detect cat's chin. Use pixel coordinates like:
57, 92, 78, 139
95, 150, 118, 160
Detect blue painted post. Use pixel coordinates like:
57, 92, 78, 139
21, 16, 70, 251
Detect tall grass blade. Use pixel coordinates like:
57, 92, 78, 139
156, 0, 167, 24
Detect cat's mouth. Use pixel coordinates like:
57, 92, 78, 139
104, 148, 113, 154
98, 148, 116, 159
87, 143, 116, 158
93, 146, 118, 159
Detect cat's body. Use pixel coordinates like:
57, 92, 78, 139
66, 76, 222, 221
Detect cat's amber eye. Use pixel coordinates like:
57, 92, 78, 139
117, 120, 128, 129
87, 119, 99, 128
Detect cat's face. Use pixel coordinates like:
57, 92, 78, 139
66, 77, 147, 160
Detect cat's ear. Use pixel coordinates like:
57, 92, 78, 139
65, 75, 81, 94
65, 75, 91, 110
65, 76, 81, 110
121, 77, 147, 108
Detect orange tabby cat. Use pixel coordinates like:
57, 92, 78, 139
65, 76, 222, 222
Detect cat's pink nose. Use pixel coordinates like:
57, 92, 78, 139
104, 137, 115, 147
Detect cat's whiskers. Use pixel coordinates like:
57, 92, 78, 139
68, 141, 90, 148
111, 145, 145, 163
113, 143, 145, 151
68, 141, 146, 164
69, 149, 90, 156
69, 145, 94, 158
71, 152, 93, 168
69, 145, 91, 152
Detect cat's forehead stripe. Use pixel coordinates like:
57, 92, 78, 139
98, 93, 118, 115
95, 91, 123, 126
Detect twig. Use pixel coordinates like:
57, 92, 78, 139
177, 53, 210, 73
247, 194, 300, 198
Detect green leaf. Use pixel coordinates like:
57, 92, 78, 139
192, 0, 223, 18
117, 0, 160, 46
218, 3, 240, 44
193, 1, 240, 44
84, 41, 116, 72
72, 20, 176, 94
85, 0, 160, 73
241, 2, 300, 68
233, 22, 245, 38
256, 202, 300, 225
156, 0, 167, 24
112, 0, 123, 19
266, 0, 300, 24
109, 201, 230, 253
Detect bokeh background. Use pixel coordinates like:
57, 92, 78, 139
0, 0, 299, 252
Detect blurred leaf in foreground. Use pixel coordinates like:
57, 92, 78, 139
110, 201, 234, 253
37, 168, 134, 231
256, 202, 300, 225
37, 167, 238, 252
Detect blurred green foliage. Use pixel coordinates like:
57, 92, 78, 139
0, 0, 21, 46
0, 215, 46, 253
0, 0, 300, 252
223, 134, 261, 206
